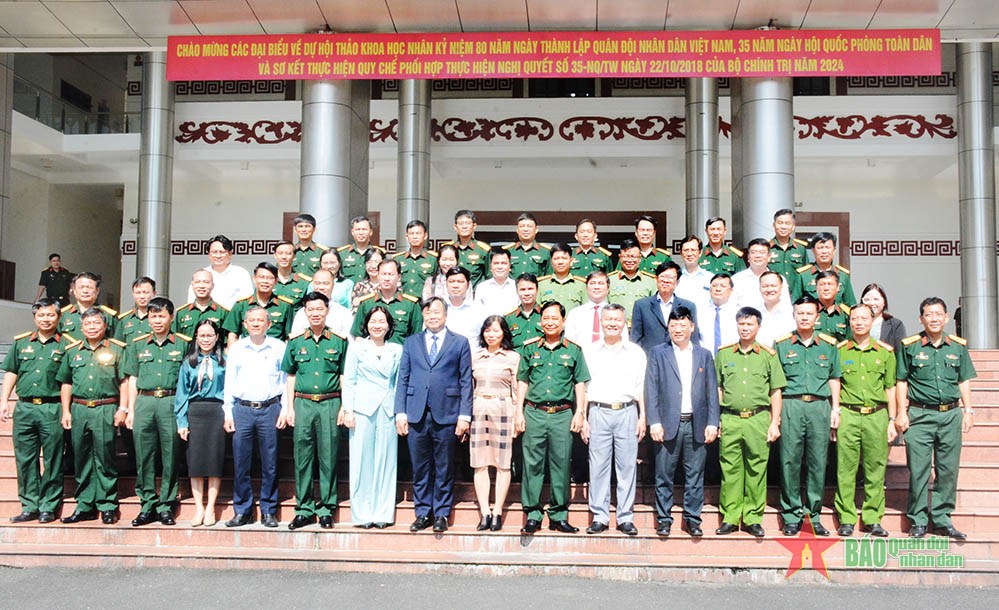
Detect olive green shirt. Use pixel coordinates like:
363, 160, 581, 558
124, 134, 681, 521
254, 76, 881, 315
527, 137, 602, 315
281, 328, 349, 394
223, 294, 295, 340
56, 338, 127, 399
517, 336, 591, 404
448, 239, 492, 286
122, 333, 189, 391
1, 331, 75, 398
339, 244, 383, 283
292, 243, 327, 276
352, 292, 424, 345
571, 247, 613, 277
838, 339, 896, 406
274, 273, 312, 308
506, 242, 551, 278
715, 342, 787, 410
114, 309, 151, 343
768, 237, 810, 282
505, 306, 542, 348
171, 301, 229, 337
816, 304, 852, 342
608, 271, 656, 324
538, 275, 586, 310
795, 264, 857, 306
774, 332, 841, 397
58, 304, 117, 341
699, 245, 747, 276
394, 250, 438, 298
896, 332, 977, 405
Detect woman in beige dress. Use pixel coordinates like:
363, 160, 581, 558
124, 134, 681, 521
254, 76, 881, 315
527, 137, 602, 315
470, 315, 520, 531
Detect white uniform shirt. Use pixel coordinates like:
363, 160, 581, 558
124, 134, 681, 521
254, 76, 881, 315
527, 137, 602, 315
222, 336, 287, 418
290, 302, 354, 340
698, 298, 740, 353
475, 278, 519, 316
188, 264, 254, 309
565, 301, 610, 346
582, 339, 646, 404
732, 267, 791, 311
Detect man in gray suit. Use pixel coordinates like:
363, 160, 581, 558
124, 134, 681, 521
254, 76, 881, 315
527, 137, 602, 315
645, 305, 720, 537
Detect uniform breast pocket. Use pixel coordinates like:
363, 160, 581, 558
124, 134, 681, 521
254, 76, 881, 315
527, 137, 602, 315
293, 352, 313, 363
69, 357, 86, 369
137, 353, 155, 363
18, 351, 37, 363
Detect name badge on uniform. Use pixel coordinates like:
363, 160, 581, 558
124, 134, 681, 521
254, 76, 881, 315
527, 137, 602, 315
395, 309, 407, 316
946, 353, 959, 361
168, 351, 182, 356
915, 352, 930, 361
270, 311, 281, 317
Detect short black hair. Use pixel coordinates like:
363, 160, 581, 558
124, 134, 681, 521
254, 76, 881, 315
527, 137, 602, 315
815, 269, 840, 284
549, 242, 573, 257
292, 213, 317, 227
445, 266, 471, 282
634, 215, 657, 230
516, 272, 538, 287
350, 215, 371, 228
668, 305, 694, 323
774, 208, 795, 221
405, 219, 427, 232
207, 234, 234, 253
79, 307, 107, 323
710, 273, 733, 288
736, 306, 762, 324
746, 238, 770, 251
48, 253, 61, 261
516, 212, 537, 224
254, 262, 278, 277
655, 261, 681, 279
810, 232, 837, 248
680, 235, 702, 250
759, 270, 783, 285
302, 291, 330, 308
705, 216, 726, 229
454, 209, 476, 223
147, 297, 174, 315
490, 247, 511, 261
421, 296, 447, 312
361, 305, 395, 340
132, 276, 156, 291
586, 270, 609, 284
794, 294, 821, 310
575, 218, 596, 231
32, 297, 62, 316
540, 300, 566, 318
919, 296, 948, 316
478, 315, 514, 350
378, 259, 401, 274
274, 240, 295, 251
73, 271, 102, 289
618, 238, 640, 252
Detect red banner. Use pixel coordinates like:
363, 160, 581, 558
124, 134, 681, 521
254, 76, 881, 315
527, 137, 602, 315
167, 30, 940, 82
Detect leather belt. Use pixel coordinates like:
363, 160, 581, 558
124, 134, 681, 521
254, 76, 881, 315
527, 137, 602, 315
842, 403, 888, 415
138, 389, 175, 398
526, 400, 572, 414
784, 394, 826, 403
588, 400, 637, 411
724, 406, 769, 419
294, 391, 341, 402
20, 397, 60, 405
71, 397, 117, 407
909, 401, 959, 412
475, 394, 507, 400
235, 396, 282, 410
679, 414, 693, 422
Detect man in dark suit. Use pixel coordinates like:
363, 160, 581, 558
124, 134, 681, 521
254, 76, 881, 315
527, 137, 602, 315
645, 306, 720, 537
395, 296, 473, 533
631, 261, 700, 353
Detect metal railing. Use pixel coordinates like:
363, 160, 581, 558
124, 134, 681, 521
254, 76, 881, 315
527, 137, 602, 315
12, 75, 140, 135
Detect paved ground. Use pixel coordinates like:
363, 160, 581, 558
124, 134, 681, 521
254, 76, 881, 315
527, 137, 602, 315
0, 567, 997, 609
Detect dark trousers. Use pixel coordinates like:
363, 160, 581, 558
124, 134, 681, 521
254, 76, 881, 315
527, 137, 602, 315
232, 401, 280, 516
653, 420, 707, 526
407, 412, 458, 519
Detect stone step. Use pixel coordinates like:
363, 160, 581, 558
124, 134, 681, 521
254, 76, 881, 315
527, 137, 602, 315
889, 441, 999, 464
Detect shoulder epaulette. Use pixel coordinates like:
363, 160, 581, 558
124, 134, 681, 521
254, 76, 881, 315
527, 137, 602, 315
504, 307, 519, 317
729, 246, 743, 257
796, 264, 814, 273
277, 295, 296, 305
760, 344, 776, 355
537, 275, 553, 281
949, 334, 968, 346
175, 333, 192, 342
401, 293, 420, 303
109, 339, 127, 348
441, 240, 455, 247
316, 244, 329, 252
391, 251, 406, 258
837, 340, 850, 348
571, 275, 586, 283
818, 333, 838, 345
117, 309, 134, 319
639, 271, 656, 279
427, 250, 438, 258
100, 305, 117, 316
774, 333, 793, 344
336, 244, 351, 252
287, 331, 306, 341
357, 293, 376, 303
329, 328, 348, 340
133, 333, 151, 342
477, 240, 491, 250
539, 243, 552, 250
834, 264, 850, 275
66, 339, 82, 349
217, 303, 231, 312
523, 336, 543, 346
13, 331, 31, 340
901, 334, 922, 346
61, 304, 74, 313
597, 246, 612, 256
176, 302, 193, 312
839, 304, 851, 315
563, 338, 582, 348
877, 340, 894, 352
502, 243, 515, 250
793, 238, 809, 247
655, 247, 671, 256
718, 342, 737, 351
297, 272, 313, 282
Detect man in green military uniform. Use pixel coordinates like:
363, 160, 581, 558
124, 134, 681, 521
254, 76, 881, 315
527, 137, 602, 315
714, 307, 786, 537
282, 292, 349, 530
273, 241, 312, 307
505, 212, 551, 278
352, 259, 423, 344
834, 304, 897, 537
538, 243, 586, 309
291, 213, 329, 275
1, 298, 76, 523
446, 209, 491, 287
515, 301, 590, 534
774, 295, 841, 536
172, 269, 229, 336
896, 297, 976, 540
115, 277, 156, 343
506, 273, 542, 348
795, 232, 856, 305
815, 271, 852, 342
223, 262, 295, 345
122, 297, 188, 527
56, 308, 128, 524
571, 219, 613, 277
700, 217, 746, 276
59, 272, 117, 340
394, 219, 438, 298
35, 253, 73, 306
339, 215, 384, 283
768, 208, 810, 284
608, 239, 655, 324
628, 215, 671, 274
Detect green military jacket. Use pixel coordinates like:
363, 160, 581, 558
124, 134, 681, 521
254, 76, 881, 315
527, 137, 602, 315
517, 336, 591, 404
274, 272, 312, 308
774, 331, 841, 397
59, 303, 117, 341
505, 242, 551, 278
538, 275, 586, 310
699, 245, 746, 276
281, 328, 349, 395
352, 292, 424, 345
339, 244, 384, 283
122, 333, 190, 391
608, 270, 656, 324
897, 332, 977, 405
505, 306, 542, 348
171, 301, 229, 337
795, 263, 857, 306
114, 309, 151, 343
571, 246, 613, 277
838, 338, 896, 406
715, 341, 787, 410
223, 294, 295, 340
1, 331, 76, 399
56, 338, 128, 400
768, 237, 810, 282
394, 250, 439, 298
638, 248, 672, 275
816, 303, 852, 342
292, 243, 328, 276
447, 239, 492, 286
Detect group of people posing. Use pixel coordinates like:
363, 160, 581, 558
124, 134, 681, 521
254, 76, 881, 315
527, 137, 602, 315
0, 208, 975, 541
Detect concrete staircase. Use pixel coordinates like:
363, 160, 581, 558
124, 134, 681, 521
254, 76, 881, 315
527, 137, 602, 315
2, 351, 999, 584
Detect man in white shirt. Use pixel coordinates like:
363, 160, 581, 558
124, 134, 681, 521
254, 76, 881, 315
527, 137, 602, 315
698, 273, 739, 353
475, 247, 519, 315
290, 269, 353, 338
582, 304, 647, 536
188, 234, 254, 309
565, 271, 611, 345
733, 238, 791, 311
757, 271, 795, 347
675, 235, 712, 312
443, 268, 486, 349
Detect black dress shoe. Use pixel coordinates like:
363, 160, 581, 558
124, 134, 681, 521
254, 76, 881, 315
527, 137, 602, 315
837, 523, 854, 537
549, 520, 579, 533
131, 511, 157, 527
863, 523, 889, 538
261, 514, 279, 528
476, 514, 492, 531
319, 516, 334, 529
225, 513, 254, 528
159, 511, 176, 526
61, 510, 97, 524
743, 523, 765, 538
38, 512, 56, 524
10, 511, 39, 523
521, 518, 542, 534
934, 525, 967, 541
909, 524, 928, 539
782, 522, 802, 536
490, 515, 503, 531
373, 522, 393, 529
101, 510, 118, 524
288, 515, 316, 530
715, 522, 738, 535
656, 521, 672, 537
684, 521, 703, 537
410, 515, 434, 532
616, 522, 638, 536
355, 522, 374, 529
432, 516, 449, 533
586, 521, 609, 534
812, 522, 830, 537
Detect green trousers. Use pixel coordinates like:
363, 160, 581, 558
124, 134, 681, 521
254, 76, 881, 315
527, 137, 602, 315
521, 407, 573, 522
834, 408, 888, 526
71, 402, 118, 512
718, 410, 771, 525
13, 401, 65, 513
779, 398, 831, 524
293, 397, 341, 518
904, 406, 963, 527
133, 395, 180, 514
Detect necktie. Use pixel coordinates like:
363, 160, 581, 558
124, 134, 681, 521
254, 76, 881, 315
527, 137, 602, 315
714, 305, 722, 353
592, 304, 601, 343
429, 333, 439, 362
196, 355, 214, 391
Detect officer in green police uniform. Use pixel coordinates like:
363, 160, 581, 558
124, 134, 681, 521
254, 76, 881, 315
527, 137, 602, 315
1, 298, 76, 523
352, 259, 423, 345
774, 295, 841, 536
700, 217, 746, 276
274, 241, 312, 307
896, 297, 976, 540
608, 239, 655, 325
56, 307, 129, 524
714, 307, 786, 537
115, 277, 156, 343
628, 215, 671, 274
291, 213, 329, 275
538, 243, 586, 310
281, 292, 349, 530
446, 209, 491, 287
515, 301, 590, 534
122, 297, 188, 527
59, 272, 117, 340
223, 262, 295, 344
794, 232, 856, 305
172, 269, 229, 336
571, 219, 613, 277
814, 270, 852, 342
339, 215, 384, 283
506, 273, 543, 348
394, 219, 438, 298
834, 304, 897, 538
505, 213, 551, 278
35, 253, 73, 306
